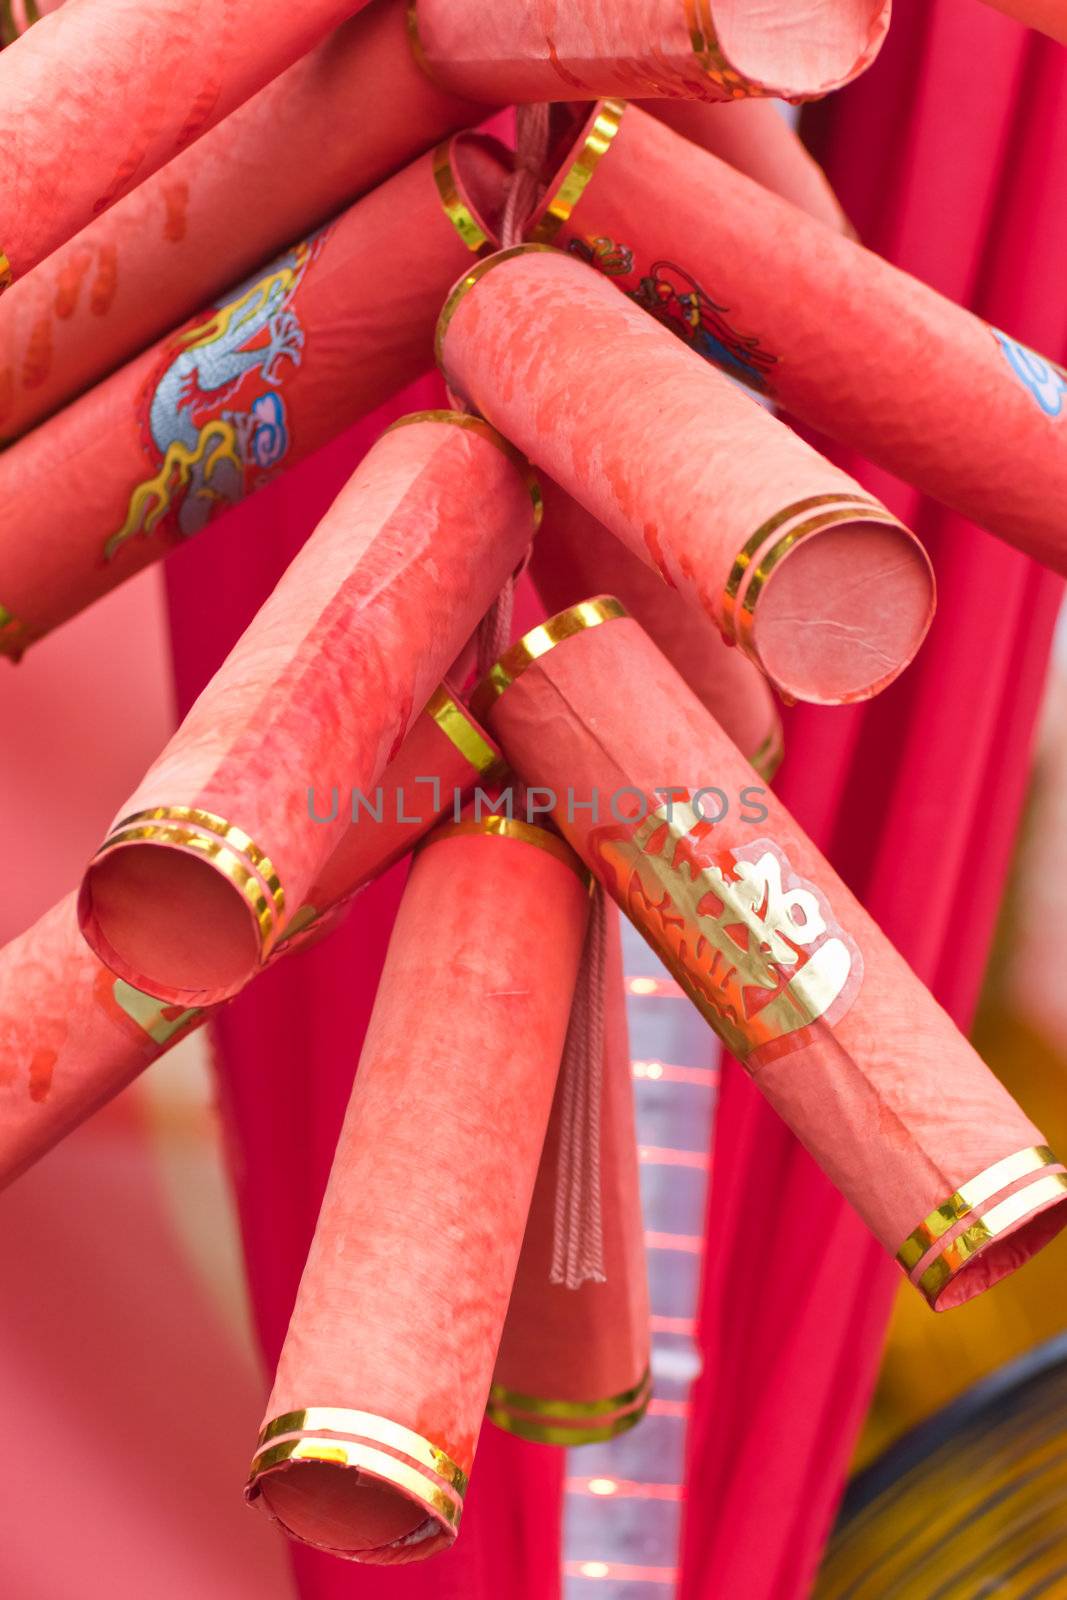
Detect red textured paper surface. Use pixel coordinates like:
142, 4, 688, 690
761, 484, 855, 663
0, 0, 369, 279
78, 416, 536, 1006
252, 824, 589, 1560
492, 901, 649, 1418
413, 0, 889, 103
0, 0, 483, 442
481, 613, 1067, 1307
531, 479, 781, 767
0, 136, 508, 654
981, 0, 1067, 41
0, 895, 177, 1190
554, 103, 1067, 573
441, 244, 934, 705
641, 98, 852, 234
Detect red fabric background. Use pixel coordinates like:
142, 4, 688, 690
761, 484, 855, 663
680, 5, 1067, 1597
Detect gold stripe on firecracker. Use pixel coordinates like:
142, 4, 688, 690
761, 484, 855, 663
254, 1407, 470, 1495
914, 1171, 1067, 1309
722, 494, 904, 671
98, 806, 286, 954
0, 251, 11, 292
423, 814, 593, 889
528, 100, 627, 245
247, 1438, 465, 1531
469, 595, 628, 722
433, 138, 493, 256
487, 1368, 652, 1445
385, 409, 543, 530
896, 1146, 1058, 1274
424, 684, 508, 781
112, 979, 203, 1046
435, 240, 557, 373
0, 601, 32, 659
404, 0, 434, 82
749, 718, 785, 782
685, 0, 758, 97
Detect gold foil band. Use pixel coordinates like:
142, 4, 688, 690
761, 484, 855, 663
404, 0, 434, 83
112, 979, 203, 1046
896, 1146, 1058, 1274
433, 138, 492, 255
0, 600, 31, 659
0, 251, 11, 293
721, 493, 901, 666
98, 806, 285, 955
254, 1407, 469, 1496
487, 1368, 652, 1445
424, 813, 592, 889
425, 685, 506, 781
385, 409, 543, 529
915, 1172, 1067, 1308
435, 240, 556, 373
685, 0, 758, 97
529, 100, 627, 245
248, 1439, 464, 1532
470, 595, 627, 721
749, 718, 785, 782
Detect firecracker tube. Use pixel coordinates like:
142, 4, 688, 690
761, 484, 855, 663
472, 600, 1067, 1311
0, 133, 509, 663
531, 478, 784, 777
489, 900, 651, 1444
437, 241, 935, 707
0, 0, 484, 442
528, 101, 1067, 575
78, 414, 539, 1007
246, 815, 591, 1561
407, 0, 890, 105
0, 688, 504, 1189
979, 0, 1067, 42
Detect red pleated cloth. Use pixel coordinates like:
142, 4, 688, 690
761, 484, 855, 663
165, 377, 564, 1600
679, 7, 1067, 1598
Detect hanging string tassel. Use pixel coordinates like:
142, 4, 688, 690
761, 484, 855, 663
550, 883, 608, 1289
501, 101, 552, 250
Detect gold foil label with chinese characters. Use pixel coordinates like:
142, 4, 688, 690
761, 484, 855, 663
591, 797, 861, 1065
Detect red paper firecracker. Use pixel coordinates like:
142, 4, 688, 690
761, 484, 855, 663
0, 134, 508, 661
79, 415, 539, 1007
438, 242, 935, 707
246, 816, 591, 1561
473, 602, 1067, 1311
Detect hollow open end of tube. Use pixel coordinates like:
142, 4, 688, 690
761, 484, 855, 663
927, 1186, 1067, 1313
750, 518, 936, 705
254, 1459, 455, 1564
79, 843, 265, 1006
711, 0, 889, 97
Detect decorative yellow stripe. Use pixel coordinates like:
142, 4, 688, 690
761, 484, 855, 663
424, 814, 592, 888
488, 1368, 651, 1420
487, 1390, 650, 1447
98, 824, 278, 947
247, 1438, 463, 1530
254, 1408, 468, 1495
424, 685, 506, 781
435, 241, 556, 373
110, 805, 284, 912
112, 979, 203, 1046
0, 251, 11, 293
896, 1146, 1057, 1273
404, 0, 434, 82
470, 596, 628, 721
528, 100, 627, 245
433, 138, 491, 255
685, 0, 753, 96
916, 1171, 1067, 1308
0, 600, 31, 658
721, 493, 882, 642
384, 409, 543, 530
749, 718, 785, 782
737, 508, 902, 629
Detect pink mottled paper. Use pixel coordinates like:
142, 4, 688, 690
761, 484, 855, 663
412, 0, 889, 103
0, 136, 508, 659
481, 611, 1067, 1310
492, 901, 650, 1430
249, 823, 590, 1561
440, 245, 934, 706
0, 0, 373, 280
549, 103, 1067, 574
531, 479, 782, 770
78, 416, 537, 1006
